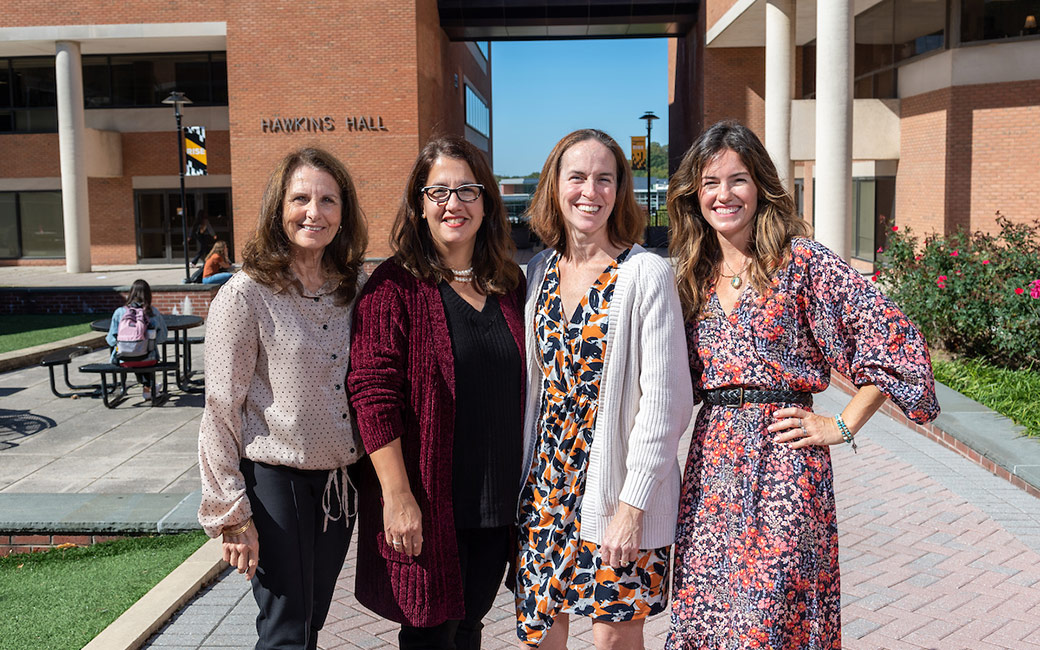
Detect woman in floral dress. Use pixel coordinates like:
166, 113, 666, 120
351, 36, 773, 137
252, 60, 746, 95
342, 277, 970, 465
515, 129, 693, 649
665, 121, 940, 649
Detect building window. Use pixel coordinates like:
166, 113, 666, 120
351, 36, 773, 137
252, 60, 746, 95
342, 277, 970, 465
0, 191, 64, 259
0, 52, 227, 132
852, 177, 895, 262
465, 85, 490, 137
962, 0, 1040, 42
0, 57, 58, 133
84, 52, 228, 108
804, 0, 945, 100
476, 42, 489, 60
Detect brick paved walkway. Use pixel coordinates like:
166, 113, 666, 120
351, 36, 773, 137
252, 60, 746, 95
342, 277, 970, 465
145, 386, 1040, 649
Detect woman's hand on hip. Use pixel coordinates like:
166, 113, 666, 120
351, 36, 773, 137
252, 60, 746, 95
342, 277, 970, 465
768, 407, 843, 448
383, 491, 423, 557
222, 519, 260, 580
600, 502, 644, 570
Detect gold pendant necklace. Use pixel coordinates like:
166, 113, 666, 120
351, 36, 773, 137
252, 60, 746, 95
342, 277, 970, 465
720, 257, 750, 289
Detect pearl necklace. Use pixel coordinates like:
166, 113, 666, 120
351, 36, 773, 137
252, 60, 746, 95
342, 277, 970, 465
720, 257, 751, 289
451, 267, 474, 284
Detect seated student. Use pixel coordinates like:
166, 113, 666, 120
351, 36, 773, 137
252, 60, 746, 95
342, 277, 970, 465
105, 279, 168, 401
202, 240, 235, 285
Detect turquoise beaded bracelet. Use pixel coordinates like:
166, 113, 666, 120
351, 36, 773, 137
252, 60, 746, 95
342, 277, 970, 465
835, 413, 857, 453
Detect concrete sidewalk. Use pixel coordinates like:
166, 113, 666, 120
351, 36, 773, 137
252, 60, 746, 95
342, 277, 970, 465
142, 385, 1040, 650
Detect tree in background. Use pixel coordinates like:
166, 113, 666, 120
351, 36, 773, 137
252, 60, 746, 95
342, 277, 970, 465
630, 142, 668, 179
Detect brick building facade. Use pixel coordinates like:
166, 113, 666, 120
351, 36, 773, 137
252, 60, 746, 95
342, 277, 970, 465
683, 0, 1040, 266
0, 0, 492, 266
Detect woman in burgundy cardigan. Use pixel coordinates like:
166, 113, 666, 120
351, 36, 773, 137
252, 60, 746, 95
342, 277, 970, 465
348, 135, 525, 649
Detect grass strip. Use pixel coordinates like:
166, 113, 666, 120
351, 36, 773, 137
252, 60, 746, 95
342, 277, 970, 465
0, 314, 99, 354
0, 531, 208, 650
933, 358, 1040, 438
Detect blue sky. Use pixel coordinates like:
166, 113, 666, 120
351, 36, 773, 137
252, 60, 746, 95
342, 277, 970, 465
490, 38, 670, 177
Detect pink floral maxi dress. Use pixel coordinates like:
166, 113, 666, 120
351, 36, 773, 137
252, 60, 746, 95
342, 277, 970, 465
666, 239, 939, 650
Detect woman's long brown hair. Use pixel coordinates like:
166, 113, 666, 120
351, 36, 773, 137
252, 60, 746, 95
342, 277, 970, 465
669, 120, 811, 321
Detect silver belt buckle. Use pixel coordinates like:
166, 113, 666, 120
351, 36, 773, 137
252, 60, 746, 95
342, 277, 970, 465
725, 387, 744, 408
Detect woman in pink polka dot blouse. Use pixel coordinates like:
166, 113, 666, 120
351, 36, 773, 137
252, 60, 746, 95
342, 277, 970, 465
197, 147, 368, 649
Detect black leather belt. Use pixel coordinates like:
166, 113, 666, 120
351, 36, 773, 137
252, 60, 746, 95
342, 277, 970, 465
702, 387, 813, 408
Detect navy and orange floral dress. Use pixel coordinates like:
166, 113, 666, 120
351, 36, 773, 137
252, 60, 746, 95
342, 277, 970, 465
667, 238, 939, 650
516, 249, 669, 646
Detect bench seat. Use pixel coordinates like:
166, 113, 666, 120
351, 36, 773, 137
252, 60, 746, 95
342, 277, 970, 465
78, 361, 178, 408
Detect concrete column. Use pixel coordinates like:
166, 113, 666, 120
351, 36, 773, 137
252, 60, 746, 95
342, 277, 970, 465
55, 41, 91, 272
814, 0, 853, 259
765, 0, 795, 190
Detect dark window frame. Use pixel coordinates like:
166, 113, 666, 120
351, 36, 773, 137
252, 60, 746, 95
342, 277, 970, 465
0, 189, 65, 260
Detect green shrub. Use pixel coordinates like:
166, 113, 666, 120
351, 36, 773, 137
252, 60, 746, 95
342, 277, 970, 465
875, 214, 1040, 368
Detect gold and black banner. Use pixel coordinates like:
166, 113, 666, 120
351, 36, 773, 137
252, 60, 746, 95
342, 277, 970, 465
185, 126, 207, 176
631, 136, 646, 170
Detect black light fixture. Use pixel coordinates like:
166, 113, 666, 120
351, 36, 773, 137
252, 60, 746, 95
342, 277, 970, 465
639, 111, 658, 221
162, 91, 193, 282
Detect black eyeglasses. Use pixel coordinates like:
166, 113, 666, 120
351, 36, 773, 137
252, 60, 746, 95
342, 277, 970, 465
420, 184, 484, 204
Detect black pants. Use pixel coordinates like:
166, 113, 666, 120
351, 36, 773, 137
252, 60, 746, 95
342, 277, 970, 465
242, 459, 356, 650
398, 526, 512, 650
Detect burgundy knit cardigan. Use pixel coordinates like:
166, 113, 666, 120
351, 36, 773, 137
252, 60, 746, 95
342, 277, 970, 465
347, 259, 526, 627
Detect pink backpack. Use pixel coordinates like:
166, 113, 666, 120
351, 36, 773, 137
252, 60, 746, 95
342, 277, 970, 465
115, 306, 151, 359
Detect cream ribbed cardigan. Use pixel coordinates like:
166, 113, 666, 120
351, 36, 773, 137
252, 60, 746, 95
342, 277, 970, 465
522, 244, 695, 549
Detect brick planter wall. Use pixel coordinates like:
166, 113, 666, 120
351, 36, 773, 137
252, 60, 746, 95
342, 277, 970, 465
0, 286, 219, 318
0, 533, 129, 557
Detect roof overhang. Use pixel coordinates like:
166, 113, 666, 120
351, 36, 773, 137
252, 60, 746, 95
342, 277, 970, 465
0, 23, 226, 57
438, 1, 700, 40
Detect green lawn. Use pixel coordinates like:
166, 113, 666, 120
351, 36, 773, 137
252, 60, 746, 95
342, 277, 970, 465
0, 314, 100, 354
933, 358, 1040, 438
0, 531, 208, 650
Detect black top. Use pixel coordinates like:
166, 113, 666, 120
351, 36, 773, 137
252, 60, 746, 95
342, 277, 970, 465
438, 282, 523, 529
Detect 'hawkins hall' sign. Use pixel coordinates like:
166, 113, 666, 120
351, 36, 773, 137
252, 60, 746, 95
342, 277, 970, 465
260, 115, 389, 133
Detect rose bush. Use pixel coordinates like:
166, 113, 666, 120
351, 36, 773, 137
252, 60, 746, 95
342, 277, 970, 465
875, 214, 1040, 368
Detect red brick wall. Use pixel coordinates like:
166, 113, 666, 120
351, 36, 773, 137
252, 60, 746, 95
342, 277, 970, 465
897, 89, 950, 237
121, 130, 231, 177
898, 80, 1040, 237
6, 0, 483, 262
0, 134, 61, 177
3, 1, 226, 25
225, 0, 424, 260
703, 47, 766, 140
0, 287, 218, 317
87, 176, 135, 265
0, 533, 128, 557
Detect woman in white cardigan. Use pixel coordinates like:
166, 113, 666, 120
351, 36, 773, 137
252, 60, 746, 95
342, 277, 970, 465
513, 129, 693, 650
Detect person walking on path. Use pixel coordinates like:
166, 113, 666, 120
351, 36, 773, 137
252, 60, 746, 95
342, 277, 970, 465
514, 129, 693, 649
197, 147, 368, 650
348, 135, 526, 649
665, 120, 940, 649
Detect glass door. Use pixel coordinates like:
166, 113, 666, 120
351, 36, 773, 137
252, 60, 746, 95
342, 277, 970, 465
135, 189, 231, 262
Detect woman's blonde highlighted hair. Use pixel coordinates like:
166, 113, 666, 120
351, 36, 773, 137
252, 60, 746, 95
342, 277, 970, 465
669, 120, 811, 321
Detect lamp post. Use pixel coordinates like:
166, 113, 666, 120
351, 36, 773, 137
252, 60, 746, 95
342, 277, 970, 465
639, 111, 658, 224
162, 91, 193, 283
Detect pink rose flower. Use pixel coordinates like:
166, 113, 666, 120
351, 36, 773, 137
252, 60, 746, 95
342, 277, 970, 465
892, 225, 899, 232
982, 260, 990, 265
950, 250, 959, 257
1015, 287, 1025, 295
1031, 279, 1040, 299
